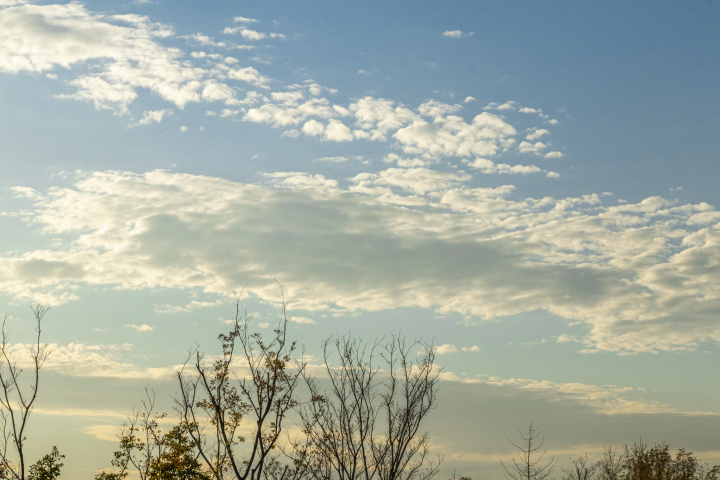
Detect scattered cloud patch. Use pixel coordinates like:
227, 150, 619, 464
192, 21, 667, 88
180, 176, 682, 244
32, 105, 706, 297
483, 101, 515, 111
130, 109, 172, 127
442, 30, 463, 39
125, 324, 154, 332
465, 158, 542, 175
290, 316, 316, 324
233, 16, 258, 23
434, 344, 458, 354
525, 128, 549, 141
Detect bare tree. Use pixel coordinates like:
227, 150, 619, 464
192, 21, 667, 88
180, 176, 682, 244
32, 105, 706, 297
173, 290, 306, 480
562, 454, 597, 480
501, 423, 557, 480
0, 304, 52, 480
288, 334, 442, 480
596, 446, 623, 480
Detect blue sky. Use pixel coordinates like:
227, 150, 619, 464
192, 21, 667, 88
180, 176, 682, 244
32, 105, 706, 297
1, 1, 720, 478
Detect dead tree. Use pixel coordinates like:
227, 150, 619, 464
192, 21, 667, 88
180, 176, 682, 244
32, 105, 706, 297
288, 334, 441, 480
501, 423, 557, 480
562, 454, 597, 480
0, 304, 51, 480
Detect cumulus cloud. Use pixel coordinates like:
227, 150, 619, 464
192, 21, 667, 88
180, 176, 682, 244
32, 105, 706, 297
517, 141, 548, 155
129, 109, 172, 127
519, 106, 558, 124
5, 170, 720, 353
182, 32, 226, 47
126, 324, 154, 332
434, 344, 458, 354
461, 346, 479, 352
483, 101, 515, 111
0, 2, 567, 166
349, 96, 420, 141
394, 112, 517, 158
0, 3, 283, 112
526, 128, 549, 141
351, 167, 471, 195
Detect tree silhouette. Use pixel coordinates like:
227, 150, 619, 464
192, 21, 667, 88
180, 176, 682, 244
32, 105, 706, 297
501, 423, 557, 480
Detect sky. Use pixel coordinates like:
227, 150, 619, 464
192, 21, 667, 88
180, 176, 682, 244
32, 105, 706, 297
1, 0, 720, 478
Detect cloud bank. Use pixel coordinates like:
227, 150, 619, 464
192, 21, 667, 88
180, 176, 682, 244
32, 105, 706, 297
3, 170, 720, 354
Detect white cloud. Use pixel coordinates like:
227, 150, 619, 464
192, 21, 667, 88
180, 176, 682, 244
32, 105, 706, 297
182, 32, 226, 47
233, 16, 258, 23
442, 30, 463, 39
517, 141, 547, 155
519, 106, 558, 124
546, 171, 560, 179
302, 119, 324, 136
461, 345, 479, 352
545, 151, 564, 159
244, 97, 335, 127
483, 101, 515, 111
465, 158, 542, 175
526, 128, 549, 141
0, 3, 289, 112
383, 153, 426, 167
0, 3, 222, 112
417, 100, 462, 118
557, 334, 579, 343
463, 96, 475, 103
130, 108, 172, 127
351, 167, 471, 195
323, 119, 354, 142
290, 316, 315, 324
125, 324, 154, 332
7, 170, 720, 353
224, 66, 271, 89
434, 344, 458, 354
179, 125, 188, 132
223, 27, 285, 40
394, 112, 517, 158
281, 129, 300, 138
349, 96, 420, 141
